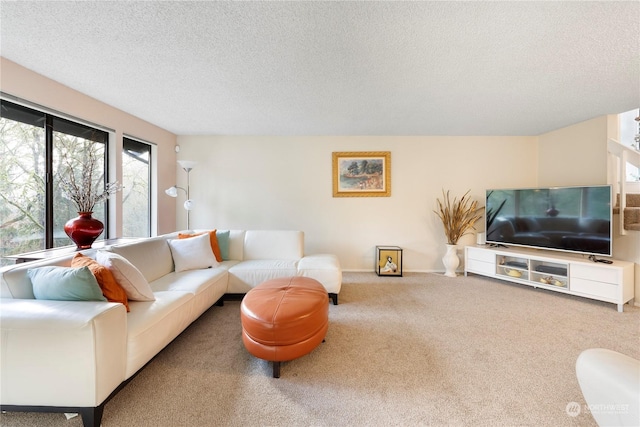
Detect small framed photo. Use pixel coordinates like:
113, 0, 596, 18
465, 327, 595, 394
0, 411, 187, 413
332, 151, 391, 197
375, 246, 403, 277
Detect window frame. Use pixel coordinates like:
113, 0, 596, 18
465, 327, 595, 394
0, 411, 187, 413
1, 98, 113, 251
122, 136, 153, 237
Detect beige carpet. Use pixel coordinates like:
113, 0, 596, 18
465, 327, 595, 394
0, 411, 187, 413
2, 272, 639, 427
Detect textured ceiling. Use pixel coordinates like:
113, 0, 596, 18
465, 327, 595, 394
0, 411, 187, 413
1, 1, 638, 136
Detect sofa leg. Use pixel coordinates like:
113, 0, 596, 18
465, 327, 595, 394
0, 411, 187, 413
79, 405, 104, 427
272, 361, 281, 378
329, 293, 338, 305
0, 405, 105, 427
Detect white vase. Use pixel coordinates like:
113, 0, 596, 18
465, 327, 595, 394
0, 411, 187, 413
442, 244, 459, 277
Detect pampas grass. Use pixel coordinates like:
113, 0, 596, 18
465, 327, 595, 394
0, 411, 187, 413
434, 189, 482, 244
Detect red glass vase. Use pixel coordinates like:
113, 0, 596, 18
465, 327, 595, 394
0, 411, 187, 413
64, 212, 104, 250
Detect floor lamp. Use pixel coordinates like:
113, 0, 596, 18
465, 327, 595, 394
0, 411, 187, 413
165, 160, 196, 230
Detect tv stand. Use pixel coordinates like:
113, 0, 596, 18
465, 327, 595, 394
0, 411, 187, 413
465, 245, 634, 312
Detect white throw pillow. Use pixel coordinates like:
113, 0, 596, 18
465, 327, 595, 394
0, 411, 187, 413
168, 232, 218, 272
96, 250, 155, 301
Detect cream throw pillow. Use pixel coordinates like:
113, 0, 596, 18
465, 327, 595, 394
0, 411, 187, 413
96, 250, 155, 301
168, 232, 218, 272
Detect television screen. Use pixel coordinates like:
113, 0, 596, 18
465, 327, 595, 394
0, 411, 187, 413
485, 185, 612, 256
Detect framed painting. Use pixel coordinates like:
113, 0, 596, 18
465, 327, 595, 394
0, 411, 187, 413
332, 151, 391, 197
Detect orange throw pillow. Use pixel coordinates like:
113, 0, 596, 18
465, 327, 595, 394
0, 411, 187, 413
178, 230, 222, 262
72, 253, 130, 311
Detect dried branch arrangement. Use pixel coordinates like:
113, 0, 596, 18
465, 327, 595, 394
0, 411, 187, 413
434, 189, 483, 245
58, 145, 121, 213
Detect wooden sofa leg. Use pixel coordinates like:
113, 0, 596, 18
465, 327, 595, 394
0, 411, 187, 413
79, 404, 104, 427
329, 293, 338, 305
272, 361, 281, 378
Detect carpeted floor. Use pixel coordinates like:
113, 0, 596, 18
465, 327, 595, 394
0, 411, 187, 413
2, 272, 639, 426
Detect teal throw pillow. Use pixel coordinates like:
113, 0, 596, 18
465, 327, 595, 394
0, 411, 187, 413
216, 230, 230, 260
28, 266, 107, 302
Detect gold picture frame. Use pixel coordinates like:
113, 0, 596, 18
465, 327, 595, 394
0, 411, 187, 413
332, 151, 391, 197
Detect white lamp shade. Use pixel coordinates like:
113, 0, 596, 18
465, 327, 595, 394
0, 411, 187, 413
184, 199, 194, 211
165, 186, 178, 197
178, 160, 197, 171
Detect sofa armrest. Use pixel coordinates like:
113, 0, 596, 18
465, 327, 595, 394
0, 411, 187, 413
0, 299, 127, 408
297, 254, 342, 294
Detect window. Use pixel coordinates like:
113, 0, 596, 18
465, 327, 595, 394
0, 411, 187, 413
0, 99, 110, 265
122, 137, 152, 237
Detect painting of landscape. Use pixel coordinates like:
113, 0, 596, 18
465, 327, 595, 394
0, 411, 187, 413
332, 151, 391, 197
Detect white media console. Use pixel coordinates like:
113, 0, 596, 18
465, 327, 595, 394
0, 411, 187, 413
464, 245, 635, 312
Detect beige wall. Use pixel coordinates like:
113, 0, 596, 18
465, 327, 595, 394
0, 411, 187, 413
537, 116, 608, 186
177, 135, 538, 271
0, 58, 178, 235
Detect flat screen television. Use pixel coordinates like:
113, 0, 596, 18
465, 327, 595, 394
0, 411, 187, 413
485, 185, 612, 257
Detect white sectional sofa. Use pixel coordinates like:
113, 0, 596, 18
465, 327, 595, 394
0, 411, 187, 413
0, 230, 341, 427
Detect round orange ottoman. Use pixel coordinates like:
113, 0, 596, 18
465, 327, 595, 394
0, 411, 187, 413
240, 276, 329, 378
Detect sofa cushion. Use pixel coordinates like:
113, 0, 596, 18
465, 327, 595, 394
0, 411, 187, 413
97, 250, 155, 302
125, 291, 195, 378
227, 259, 298, 293
243, 230, 303, 261
227, 230, 246, 261
72, 253, 129, 311
150, 267, 228, 294
28, 266, 107, 302
168, 233, 218, 272
0, 255, 72, 299
110, 237, 174, 282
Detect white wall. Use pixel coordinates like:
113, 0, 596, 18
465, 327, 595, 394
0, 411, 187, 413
177, 135, 538, 271
0, 58, 178, 235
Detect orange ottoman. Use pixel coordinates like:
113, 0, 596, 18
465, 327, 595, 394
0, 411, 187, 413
240, 276, 329, 378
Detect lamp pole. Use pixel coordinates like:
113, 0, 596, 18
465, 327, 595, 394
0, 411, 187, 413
177, 160, 197, 230
185, 167, 191, 229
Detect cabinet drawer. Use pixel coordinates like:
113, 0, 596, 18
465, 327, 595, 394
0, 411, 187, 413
466, 248, 494, 263
571, 264, 618, 283
571, 278, 617, 300
467, 259, 495, 276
